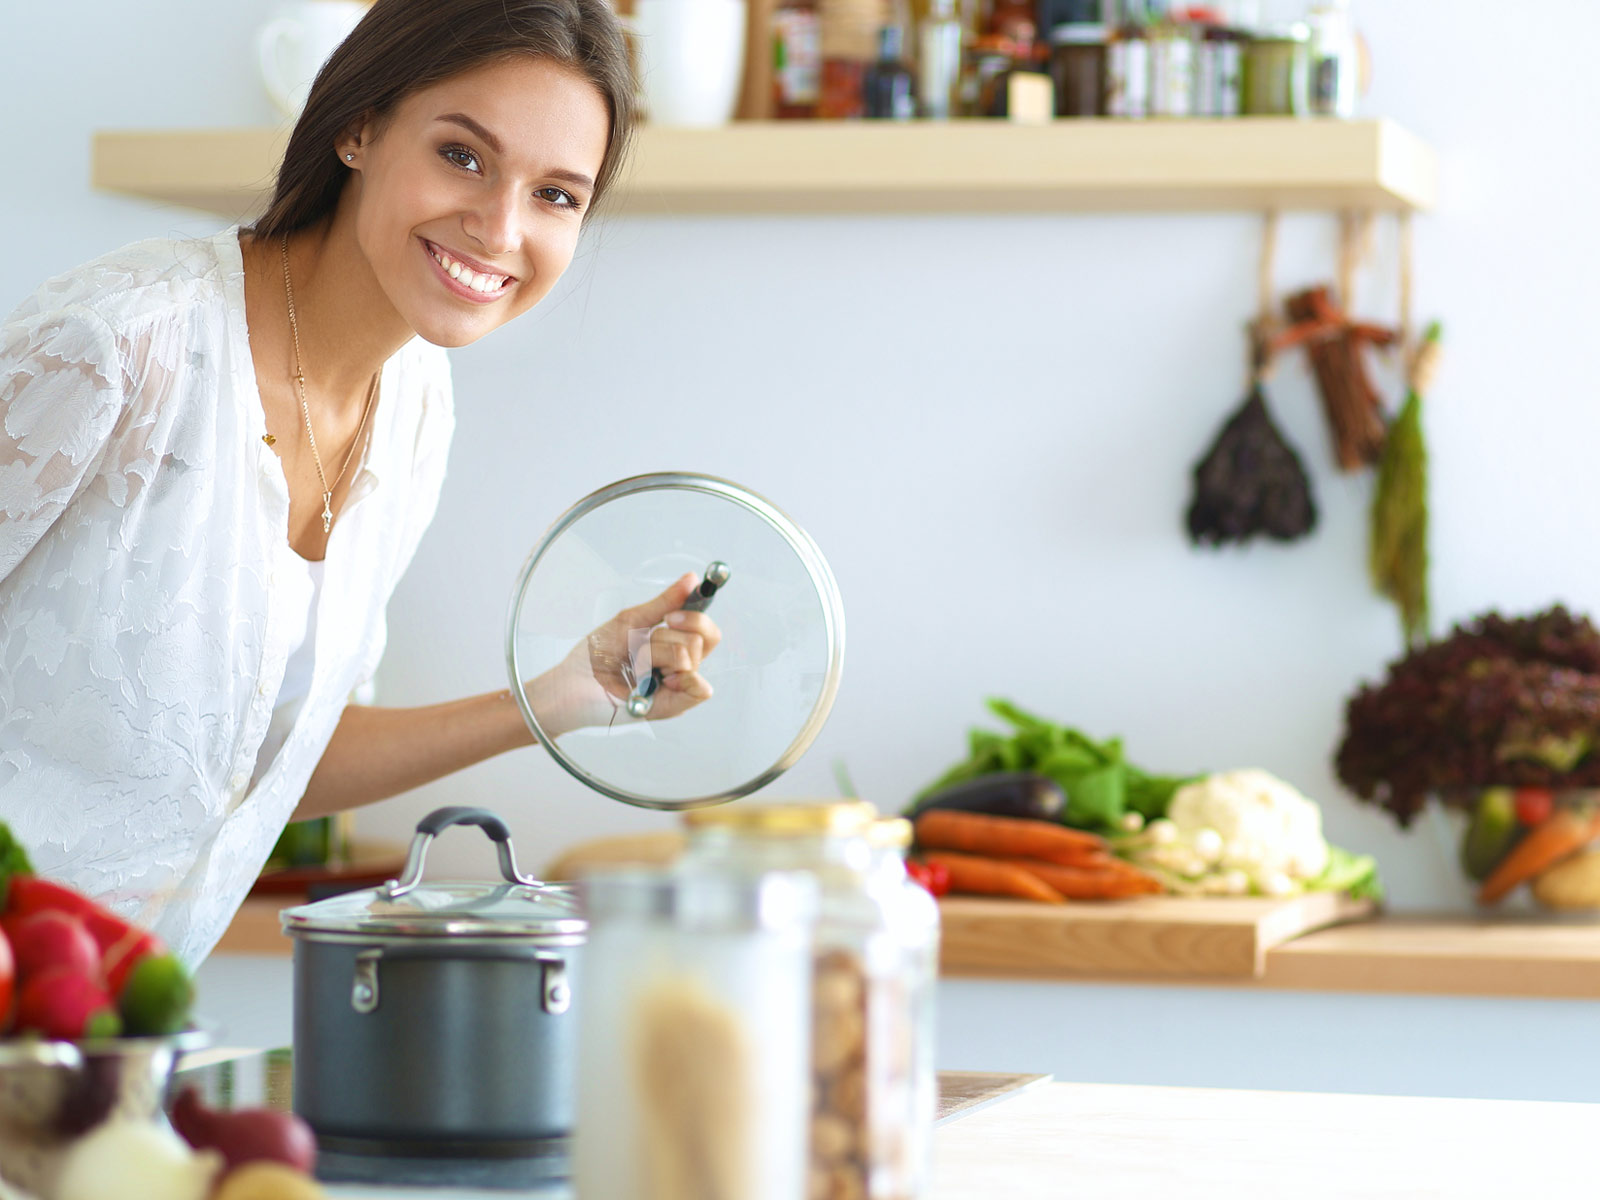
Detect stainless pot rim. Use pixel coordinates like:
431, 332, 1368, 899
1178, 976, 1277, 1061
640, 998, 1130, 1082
284, 925, 586, 948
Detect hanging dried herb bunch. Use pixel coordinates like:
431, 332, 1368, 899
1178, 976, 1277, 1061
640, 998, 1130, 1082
1369, 323, 1442, 648
1185, 382, 1318, 547
1281, 285, 1398, 472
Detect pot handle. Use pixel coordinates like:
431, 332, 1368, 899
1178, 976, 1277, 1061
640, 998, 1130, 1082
383, 805, 544, 899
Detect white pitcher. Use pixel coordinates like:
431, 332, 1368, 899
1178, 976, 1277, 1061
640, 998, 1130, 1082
626, 0, 747, 127
257, 0, 369, 118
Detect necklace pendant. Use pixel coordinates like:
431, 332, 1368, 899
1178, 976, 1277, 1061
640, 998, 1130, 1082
322, 494, 333, 534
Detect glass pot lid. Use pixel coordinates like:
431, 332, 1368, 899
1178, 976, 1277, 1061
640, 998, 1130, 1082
281, 807, 586, 940
506, 473, 845, 810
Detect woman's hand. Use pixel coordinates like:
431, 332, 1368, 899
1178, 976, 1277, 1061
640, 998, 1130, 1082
528, 573, 724, 737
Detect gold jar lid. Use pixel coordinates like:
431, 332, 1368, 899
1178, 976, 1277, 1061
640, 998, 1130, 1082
683, 800, 878, 838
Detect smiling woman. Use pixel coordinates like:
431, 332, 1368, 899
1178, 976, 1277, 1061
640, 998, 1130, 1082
0, 0, 721, 968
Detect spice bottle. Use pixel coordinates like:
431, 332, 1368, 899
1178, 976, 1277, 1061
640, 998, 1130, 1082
1106, 5, 1150, 117
1306, 0, 1358, 117
773, 0, 824, 118
820, 0, 887, 117
681, 803, 940, 1200
865, 24, 918, 118
1147, 16, 1196, 116
917, 0, 963, 118
1196, 21, 1243, 117
574, 869, 819, 1200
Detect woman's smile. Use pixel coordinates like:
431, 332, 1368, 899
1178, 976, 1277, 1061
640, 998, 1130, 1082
421, 236, 515, 303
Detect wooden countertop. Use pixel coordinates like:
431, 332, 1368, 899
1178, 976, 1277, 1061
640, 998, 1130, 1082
222, 895, 1600, 1000
310, 1078, 1591, 1197
929, 1080, 1593, 1198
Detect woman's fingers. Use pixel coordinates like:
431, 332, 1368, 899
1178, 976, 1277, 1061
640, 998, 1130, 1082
665, 609, 721, 652
649, 627, 705, 675
662, 670, 713, 701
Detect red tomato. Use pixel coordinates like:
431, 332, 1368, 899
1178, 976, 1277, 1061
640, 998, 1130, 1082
1515, 788, 1556, 827
907, 859, 952, 898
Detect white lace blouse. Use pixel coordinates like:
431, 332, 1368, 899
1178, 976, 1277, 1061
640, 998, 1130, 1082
0, 227, 455, 965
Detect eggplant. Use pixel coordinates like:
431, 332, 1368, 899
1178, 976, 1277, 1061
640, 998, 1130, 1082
909, 772, 1065, 822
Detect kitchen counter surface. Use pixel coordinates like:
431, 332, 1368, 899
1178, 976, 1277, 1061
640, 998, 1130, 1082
301, 1079, 1592, 1198
224, 895, 1600, 998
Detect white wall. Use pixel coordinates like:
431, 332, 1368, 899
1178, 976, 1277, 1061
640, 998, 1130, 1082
6, 0, 1599, 908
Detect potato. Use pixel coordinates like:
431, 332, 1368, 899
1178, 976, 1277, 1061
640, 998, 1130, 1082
211, 1162, 327, 1200
1532, 849, 1600, 910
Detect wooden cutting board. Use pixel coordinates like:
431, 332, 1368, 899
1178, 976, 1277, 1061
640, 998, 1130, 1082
938, 893, 1375, 980
937, 1072, 1052, 1124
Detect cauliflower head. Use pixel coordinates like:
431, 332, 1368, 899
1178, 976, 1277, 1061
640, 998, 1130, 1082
1167, 769, 1330, 882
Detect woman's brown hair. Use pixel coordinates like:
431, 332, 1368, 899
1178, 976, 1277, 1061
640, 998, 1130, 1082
251, 0, 634, 240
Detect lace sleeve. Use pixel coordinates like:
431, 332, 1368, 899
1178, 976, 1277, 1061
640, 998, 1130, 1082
0, 306, 127, 585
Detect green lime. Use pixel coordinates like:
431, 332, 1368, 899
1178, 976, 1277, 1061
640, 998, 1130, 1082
118, 953, 195, 1036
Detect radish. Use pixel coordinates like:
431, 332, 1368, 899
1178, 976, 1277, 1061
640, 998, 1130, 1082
5, 910, 101, 983
14, 967, 121, 1040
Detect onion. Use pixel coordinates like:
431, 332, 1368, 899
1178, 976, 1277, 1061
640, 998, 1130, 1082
169, 1088, 318, 1174
55, 1118, 221, 1200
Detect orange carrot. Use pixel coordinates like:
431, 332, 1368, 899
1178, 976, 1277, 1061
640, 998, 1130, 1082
923, 851, 1067, 904
999, 857, 1165, 900
1478, 807, 1600, 905
914, 810, 1107, 867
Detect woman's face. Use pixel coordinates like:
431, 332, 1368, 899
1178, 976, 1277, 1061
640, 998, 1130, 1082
346, 56, 611, 348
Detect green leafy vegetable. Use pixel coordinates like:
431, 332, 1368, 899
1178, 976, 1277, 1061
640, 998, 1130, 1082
916, 699, 1197, 832
1311, 844, 1384, 904
0, 821, 33, 900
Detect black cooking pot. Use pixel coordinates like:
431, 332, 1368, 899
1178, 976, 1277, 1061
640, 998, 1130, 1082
281, 807, 584, 1158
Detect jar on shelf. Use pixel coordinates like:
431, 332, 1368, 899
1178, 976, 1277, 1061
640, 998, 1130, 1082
574, 868, 820, 1200
819, 0, 886, 117
681, 802, 940, 1200
1105, 16, 1150, 118
1196, 23, 1244, 117
1242, 23, 1310, 116
1147, 20, 1197, 117
1049, 22, 1108, 117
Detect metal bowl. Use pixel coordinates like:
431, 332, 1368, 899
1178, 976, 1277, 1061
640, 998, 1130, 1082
0, 1028, 209, 1196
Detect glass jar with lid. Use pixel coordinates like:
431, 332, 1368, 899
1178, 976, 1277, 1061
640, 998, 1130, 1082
574, 868, 819, 1200
1242, 23, 1311, 115
681, 802, 940, 1200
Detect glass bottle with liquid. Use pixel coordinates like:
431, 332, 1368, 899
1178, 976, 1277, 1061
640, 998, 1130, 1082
773, 0, 823, 117
917, 0, 963, 118
864, 24, 918, 118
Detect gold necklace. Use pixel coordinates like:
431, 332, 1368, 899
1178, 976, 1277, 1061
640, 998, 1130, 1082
279, 233, 379, 534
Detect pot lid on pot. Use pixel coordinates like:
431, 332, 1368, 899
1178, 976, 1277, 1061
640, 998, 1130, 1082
282, 808, 586, 940
281, 881, 585, 940
506, 473, 846, 811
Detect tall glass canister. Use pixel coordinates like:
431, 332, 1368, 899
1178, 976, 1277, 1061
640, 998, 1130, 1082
574, 869, 818, 1200
681, 803, 940, 1200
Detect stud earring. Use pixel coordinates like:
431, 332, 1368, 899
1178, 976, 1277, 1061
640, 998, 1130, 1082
345, 153, 355, 162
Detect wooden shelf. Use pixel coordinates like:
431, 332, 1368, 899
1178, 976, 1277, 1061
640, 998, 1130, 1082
938, 897, 1600, 999
91, 118, 1436, 220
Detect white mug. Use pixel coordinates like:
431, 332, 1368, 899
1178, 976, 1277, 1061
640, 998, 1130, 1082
257, 0, 368, 118
627, 0, 747, 127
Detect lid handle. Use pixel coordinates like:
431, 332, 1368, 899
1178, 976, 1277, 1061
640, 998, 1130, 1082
626, 560, 731, 718
383, 806, 544, 900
